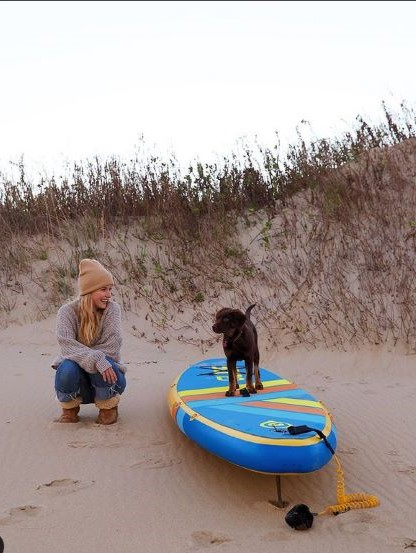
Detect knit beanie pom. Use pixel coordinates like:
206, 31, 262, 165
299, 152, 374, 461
78, 259, 114, 296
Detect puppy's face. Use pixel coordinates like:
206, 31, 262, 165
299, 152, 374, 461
212, 308, 246, 335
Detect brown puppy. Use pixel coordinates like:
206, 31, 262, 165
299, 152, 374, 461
212, 304, 263, 397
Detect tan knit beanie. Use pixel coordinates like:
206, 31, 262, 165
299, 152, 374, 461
78, 259, 114, 296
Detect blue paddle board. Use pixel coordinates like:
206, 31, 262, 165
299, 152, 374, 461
168, 358, 337, 475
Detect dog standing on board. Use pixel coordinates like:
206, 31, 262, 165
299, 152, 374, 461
212, 304, 263, 397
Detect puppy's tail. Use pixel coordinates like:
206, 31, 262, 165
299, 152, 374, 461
245, 303, 256, 320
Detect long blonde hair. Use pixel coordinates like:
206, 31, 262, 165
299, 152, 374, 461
77, 294, 101, 346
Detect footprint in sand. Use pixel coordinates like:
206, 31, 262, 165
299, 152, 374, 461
0, 505, 42, 525
36, 478, 95, 495
129, 455, 182, 470
398, 465, 416, 475
67, 440, 124, 449
338, 447, 358, 455
387, 449, 400, 457
129, 440, 181, 469
144, 439, 169, 447
190, 530, 231, 548
337, 511, 376, 534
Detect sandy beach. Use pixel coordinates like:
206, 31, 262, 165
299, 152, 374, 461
1, 307, 415, 553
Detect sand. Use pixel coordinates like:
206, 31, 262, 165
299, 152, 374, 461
0, 309, 415, 553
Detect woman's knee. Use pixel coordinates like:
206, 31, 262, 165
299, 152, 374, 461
55, 360, 83, 391
91, 361, 126, 398
115, 372, 126, 394
107, 358, 127, 393
93, 374, 126, 395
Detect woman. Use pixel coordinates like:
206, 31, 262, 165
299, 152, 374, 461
52, 258, 126, 425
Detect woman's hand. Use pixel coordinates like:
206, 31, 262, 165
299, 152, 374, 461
102, 366, 117, 384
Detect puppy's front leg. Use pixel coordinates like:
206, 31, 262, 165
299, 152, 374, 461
245, 360, 257, 394
226, 361, 238, 397
254, 363, 263, 390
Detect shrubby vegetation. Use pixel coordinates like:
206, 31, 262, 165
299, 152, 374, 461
1, 101, 416, 351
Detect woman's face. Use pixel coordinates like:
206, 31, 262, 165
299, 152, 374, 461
91, 286, 113, 310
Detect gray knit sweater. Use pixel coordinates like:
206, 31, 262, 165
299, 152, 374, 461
52, 299, 126, 374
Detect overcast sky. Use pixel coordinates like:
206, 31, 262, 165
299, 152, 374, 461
0, 0, 415, 178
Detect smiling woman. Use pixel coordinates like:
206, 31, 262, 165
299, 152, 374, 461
50, 258, 127, 425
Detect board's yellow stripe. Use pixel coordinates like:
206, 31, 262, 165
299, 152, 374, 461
263, 379, 292, 387
178, 378, 292, 397
265, 398, 323, 408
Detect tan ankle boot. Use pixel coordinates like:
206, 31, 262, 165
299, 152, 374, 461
95, 395, 120, 425
96, 406, 118, 425
58, 399, 81, 423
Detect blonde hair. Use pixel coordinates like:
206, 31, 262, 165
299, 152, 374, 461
77, 294, 101, 346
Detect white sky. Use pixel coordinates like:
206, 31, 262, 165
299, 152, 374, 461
0, 0, 415, 179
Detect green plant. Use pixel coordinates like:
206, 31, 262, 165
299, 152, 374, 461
193, 292, 205, 303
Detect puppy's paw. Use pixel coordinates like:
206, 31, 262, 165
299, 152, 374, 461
225, 390, 236, 397
256, 382, 264, 390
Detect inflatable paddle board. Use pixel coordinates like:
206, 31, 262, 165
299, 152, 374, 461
168, 358, 337, 475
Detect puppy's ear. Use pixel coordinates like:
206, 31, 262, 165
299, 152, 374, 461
216, 308, 231, 318
230, 310, 246, 328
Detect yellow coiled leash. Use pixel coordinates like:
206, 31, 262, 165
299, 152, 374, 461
318, 453, 380, 516
284, 425, 380, 530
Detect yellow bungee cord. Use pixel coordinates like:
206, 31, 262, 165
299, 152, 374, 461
318, 452, 380, 516
284, 424, 380, 530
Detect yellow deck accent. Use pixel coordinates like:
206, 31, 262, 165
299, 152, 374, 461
178, 378, 292, 398
265, 398, 323, 408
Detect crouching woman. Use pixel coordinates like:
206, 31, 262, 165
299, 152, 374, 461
52, 258, 126, 425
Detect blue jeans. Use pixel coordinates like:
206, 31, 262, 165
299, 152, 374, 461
55, 358, 126, 404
